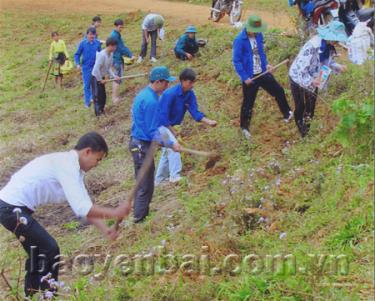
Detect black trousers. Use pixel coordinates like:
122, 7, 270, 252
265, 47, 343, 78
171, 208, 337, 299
129, 138, 155, 223
0, 200, 60, 296
290, 78, 318, 137
91, 76, 106, 116
240, 73, 291, 130
140, 30, 158, 59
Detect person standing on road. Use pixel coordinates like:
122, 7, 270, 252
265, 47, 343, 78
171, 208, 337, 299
289, 21, 348, 137
75, 27, 102, 108
232, 15, 293, 140
91, 38, 120, 116
129, 66, 181, 223
174, 25, 200, 60
0, 132, 131, 299
137, 13, 165, 63
109, 19, 135, 103
155, 68, 217, 185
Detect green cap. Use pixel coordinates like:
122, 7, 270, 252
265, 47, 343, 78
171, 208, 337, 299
245, 15, 267, 33
149, 66, 176, 82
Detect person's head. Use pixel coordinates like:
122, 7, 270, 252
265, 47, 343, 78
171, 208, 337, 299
245, 15, 267, 37
179, 68, 196, 92
92, 16, 102, 28
114, 19, 124, 32
105, 37, 118, 53
185, 25, 197, 39
154, 15, 164, 29
86, 27, 97, 42
74, 132, 108, 172
51, 31, 59, 42
149, 66, 176, 94
317, 20, 348, 44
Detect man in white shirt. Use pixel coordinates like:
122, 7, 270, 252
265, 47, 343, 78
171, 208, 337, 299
91, 37, 120, 116
137, 13, 165, 63
0, 132, 130, 297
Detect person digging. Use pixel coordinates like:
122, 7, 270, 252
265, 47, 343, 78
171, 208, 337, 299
174, 25, 200, 60
289, 20, 348, 137
232, 15, 293, 140
129, 66, 181, 223
91, 37, 121, 116
0, 132, 131, 299
155, 68, 217, 185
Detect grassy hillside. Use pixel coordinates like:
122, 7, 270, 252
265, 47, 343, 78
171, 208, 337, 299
0, 5, 374, 301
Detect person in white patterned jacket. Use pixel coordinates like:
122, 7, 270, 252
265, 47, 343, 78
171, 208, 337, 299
289, 20, 348, 137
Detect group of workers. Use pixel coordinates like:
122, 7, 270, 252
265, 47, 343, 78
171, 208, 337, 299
0, 5, 364, 298
49, 15, 201, 116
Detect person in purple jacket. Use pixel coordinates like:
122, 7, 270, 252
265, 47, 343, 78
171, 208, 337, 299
155, 68, 217, 185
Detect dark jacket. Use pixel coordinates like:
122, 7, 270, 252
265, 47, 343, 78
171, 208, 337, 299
109, 30, 133, 66
174, 34, 199, 59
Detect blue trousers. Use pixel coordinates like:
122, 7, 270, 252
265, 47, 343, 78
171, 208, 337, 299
82, 66, 94, 106
155, 147, 182, 184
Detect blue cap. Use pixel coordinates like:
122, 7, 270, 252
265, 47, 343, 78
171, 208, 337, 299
149, 66, 176, 82
185, 25, 197, 33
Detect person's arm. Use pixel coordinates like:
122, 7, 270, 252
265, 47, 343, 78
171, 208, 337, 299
86, 204, 130, 219
92, 53, 102, 81
143, 29, 149, 42
192, 39, 199, 54
108, 56, 117, 79
232, 37, 250, 82
62, 40, 69, 60
201, 117, 217, 126
187, 92, 205, 122
143, 98, 179, 150
175, 36, 187, 57
74, 41, 83, 67
86, 217, 119, 241
49, 42, 54, 61
159, 91, 173, 128
119, 40, 133, 58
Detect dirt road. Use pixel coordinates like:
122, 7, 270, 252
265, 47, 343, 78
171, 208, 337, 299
1, 0, 292, 29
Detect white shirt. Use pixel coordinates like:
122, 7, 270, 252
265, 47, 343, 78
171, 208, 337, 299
0, 150, 93, 218
142, 14, 164, 32
249, 38, 262, 75
92, 49, 116, 81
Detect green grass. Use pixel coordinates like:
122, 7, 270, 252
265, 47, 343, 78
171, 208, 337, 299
0, 3, 374, 301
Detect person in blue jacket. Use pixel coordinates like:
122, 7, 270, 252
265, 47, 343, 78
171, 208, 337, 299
232, 15, 293, 140
109, 19, 135, 103
130, 66, 181, 223
74, 27, 102, 108
155, 68, 217, 185
174, 25, 199, 60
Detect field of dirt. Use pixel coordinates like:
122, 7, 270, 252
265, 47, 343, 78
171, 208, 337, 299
1, 0, 293, 29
